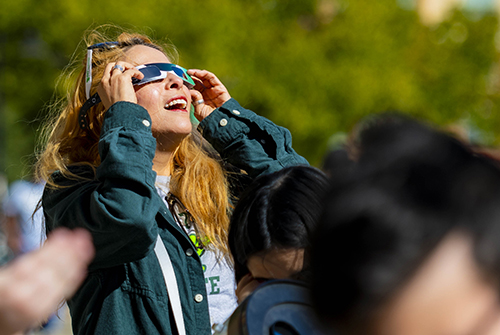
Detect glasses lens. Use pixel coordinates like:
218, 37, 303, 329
133, 66, 164, 85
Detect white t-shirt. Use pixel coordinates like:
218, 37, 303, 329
155, 176, 238, 330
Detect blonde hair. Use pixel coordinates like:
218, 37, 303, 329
36, 26, 232, 257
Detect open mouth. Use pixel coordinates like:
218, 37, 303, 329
164, 99, 187, 111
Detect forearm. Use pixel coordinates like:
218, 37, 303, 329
44, 102, 161, 269
199, 99, 309, 179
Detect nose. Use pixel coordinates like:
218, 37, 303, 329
164, 72, 184, 90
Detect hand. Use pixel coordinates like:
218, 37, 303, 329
97, 61, 144, 110
0, 228, 95, 335
235, 273, 265, 304
188, 69, 231, 122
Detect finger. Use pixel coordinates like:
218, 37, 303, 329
101, 62, 117, 86
112, 61, 137, 72
110, 69, 144, 87
236, 276, 261, 303
187, 68, 202, 76
188, 69, 212, 78
110, 62, 143, 82
131, 69, 144, 83
190, 76, 207, 93
189, 70, 229, 103
111, 64, 125, 73
190, 90, 209, 118
190, 81, 215, 104
235, 274, 252, 296
188, 69, 220, 88
190, 90, 204, 105
102, 62, 142, 86
237, 273, 254, 287
196, 70, 222, 86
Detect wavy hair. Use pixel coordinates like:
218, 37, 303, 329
36, 26, 232, 257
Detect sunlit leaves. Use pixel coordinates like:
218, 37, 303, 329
0, 0, 498, 179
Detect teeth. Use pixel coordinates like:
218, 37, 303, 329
165, 99, 187, 109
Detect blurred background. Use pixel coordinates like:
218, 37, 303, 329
0, 0, 499, 334
0, 0, 499, 180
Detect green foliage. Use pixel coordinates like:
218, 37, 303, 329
0, 0, 498, 180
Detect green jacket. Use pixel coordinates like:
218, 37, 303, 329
43, 99, 308, 335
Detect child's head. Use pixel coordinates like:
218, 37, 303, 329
229, 166, 329, 283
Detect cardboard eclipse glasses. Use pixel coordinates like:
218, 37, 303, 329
132, 63, 195, 89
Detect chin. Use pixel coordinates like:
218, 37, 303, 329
152, 127, 192, 144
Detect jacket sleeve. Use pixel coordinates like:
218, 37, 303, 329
198, 98, 309, 179
43, 102, 161, 271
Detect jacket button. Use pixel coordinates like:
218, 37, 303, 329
194, 294, 204, 303
142, 119, 151, 127
219, 119, 228, 127
186, 248, 194, 257
232, 109, 241, 115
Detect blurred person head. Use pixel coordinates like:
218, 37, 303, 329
321, 148, 353, 180
228, 166, 329, 300
321, 132, 351, 178
311, 115, 500, 335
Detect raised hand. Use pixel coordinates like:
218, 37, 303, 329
97, 61, 144, 110
188, 69, 231, 121
0, 228, 95, 335
235, 273, 266, 304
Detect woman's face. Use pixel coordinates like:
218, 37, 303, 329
123, 45, 193, 146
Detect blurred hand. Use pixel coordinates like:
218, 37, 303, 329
235, 273, 266, 304
188, 69, 231, 122
0, 228, 95, 335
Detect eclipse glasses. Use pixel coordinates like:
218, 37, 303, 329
133, 63, 195, 89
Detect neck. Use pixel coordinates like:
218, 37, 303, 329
153, 150, 173, 176
152, 132, 187, 176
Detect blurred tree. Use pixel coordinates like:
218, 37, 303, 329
0, 0, 498, 181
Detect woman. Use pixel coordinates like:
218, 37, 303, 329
228, 166, 329, 303
36, 27, 307, 335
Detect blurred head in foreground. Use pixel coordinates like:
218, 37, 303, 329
311, 115, 500, 335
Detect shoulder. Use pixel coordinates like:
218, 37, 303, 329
49, 165, 96, 188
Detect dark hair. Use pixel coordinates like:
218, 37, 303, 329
311, 115, 500, 333
229, 166, 329, 282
